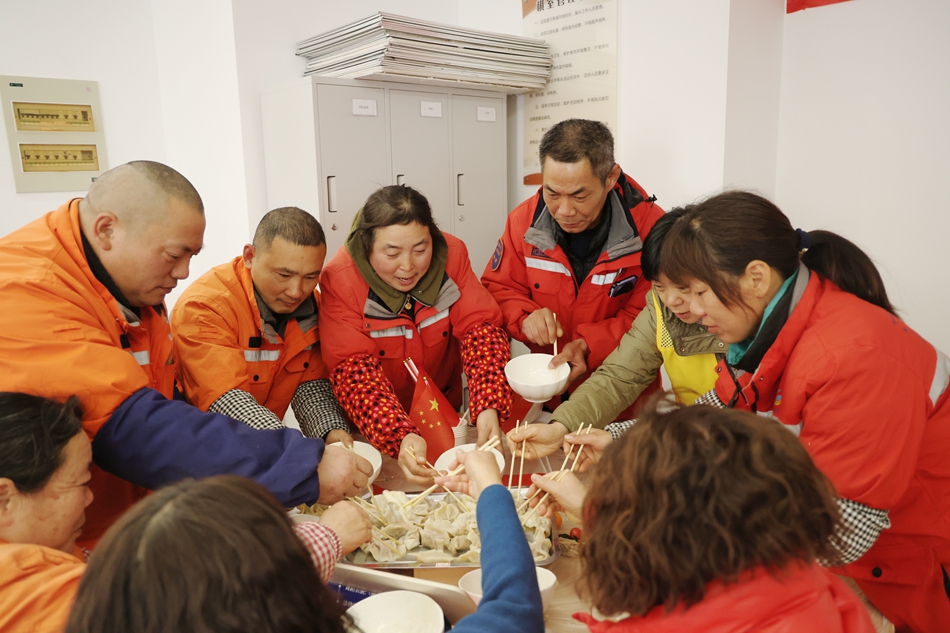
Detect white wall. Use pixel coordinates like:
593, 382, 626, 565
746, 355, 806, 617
0, 0, 167, 236
776, 0, 950, 352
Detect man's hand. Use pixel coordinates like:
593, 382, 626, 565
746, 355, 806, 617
475, 409, 502, 448
398, 433, 438, 485
324, 429, 354, 448
506, 422, 569, 461
521, 308, 562, 347
550, 338, 589, 385
527, 471, 587, 521
319, 500, 372, 554
563, 428, 612, 473
317, 444, 372, 504
434, 448, 502, 501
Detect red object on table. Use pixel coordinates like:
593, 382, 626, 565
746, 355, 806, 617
407, 368, 458, 458
503, 393, 536, 433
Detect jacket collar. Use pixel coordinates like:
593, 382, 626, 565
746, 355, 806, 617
233, 257, 318, 344
344, 209, 449, 314
524, 169, 646, 261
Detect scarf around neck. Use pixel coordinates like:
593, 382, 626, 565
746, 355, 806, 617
344, 209, 449, 314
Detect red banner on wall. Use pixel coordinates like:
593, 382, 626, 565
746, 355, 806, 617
788, 0, 852, 13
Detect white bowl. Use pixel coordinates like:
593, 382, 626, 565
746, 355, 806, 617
433, 443, 505, 474
505, 354, 570, 403
351, 441, 383, 486
458, 567, 557, 611
346, 590, 444, 633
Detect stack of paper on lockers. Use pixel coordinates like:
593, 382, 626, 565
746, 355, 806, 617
296, 13, 552, 92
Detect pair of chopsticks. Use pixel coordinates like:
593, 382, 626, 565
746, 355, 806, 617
506, 419, 527, 496
403, 436, 502, 509
517, 423, 593, 522
405, 446, 473, 512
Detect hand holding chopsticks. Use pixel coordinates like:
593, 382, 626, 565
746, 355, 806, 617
405, 436, 501, 508
519, 424, 593, 521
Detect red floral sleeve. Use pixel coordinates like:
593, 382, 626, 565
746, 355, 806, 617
460, 322, 512, 422
329, 353, 415, 458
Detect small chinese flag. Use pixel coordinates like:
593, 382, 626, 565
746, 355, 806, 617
408, 369, 458, 458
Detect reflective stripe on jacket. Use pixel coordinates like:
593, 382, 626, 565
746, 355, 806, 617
0, 200, 172, 544
171, 257, 327, 418
481, 171, 665, 415
320, 232, 504, 412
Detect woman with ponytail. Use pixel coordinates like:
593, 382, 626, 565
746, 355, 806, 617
661, 191, 950, 633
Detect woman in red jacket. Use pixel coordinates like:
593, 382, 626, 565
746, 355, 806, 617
320, 185, 512, 484
540, 403, 874, 632
659, 191, 950, 632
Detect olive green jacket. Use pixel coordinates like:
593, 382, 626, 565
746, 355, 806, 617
552, 289, 726, 432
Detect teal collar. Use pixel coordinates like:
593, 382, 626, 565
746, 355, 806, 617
727, 270, 798, 367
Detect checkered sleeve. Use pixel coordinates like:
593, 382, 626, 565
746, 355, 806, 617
208, 389, 284, 430
693, 387, 727, 408
329, 354, 416, 458
460, 322, 512, 422
605, 419, 637, 441
292, 379, 351, 440
826, 498, 891, 565
293, 520, 343, 584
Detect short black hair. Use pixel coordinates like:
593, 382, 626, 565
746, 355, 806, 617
539, 119, 615, 181
641, 207, 689, 282
253, 207, 326, 251
0, 392, 84, 493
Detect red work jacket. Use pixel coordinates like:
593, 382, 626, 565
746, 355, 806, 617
320, 233, 504, 412
481, 172, 664, 414
714, 271, 950, 632
575, 563, 874, 633
171, 257, 327, 418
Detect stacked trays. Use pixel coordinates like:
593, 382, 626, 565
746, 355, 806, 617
296, 12, 552, 93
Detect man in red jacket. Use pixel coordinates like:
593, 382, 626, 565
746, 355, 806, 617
482, 119, 664, 455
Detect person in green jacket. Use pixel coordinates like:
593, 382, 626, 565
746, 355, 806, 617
508, 208, 727, 466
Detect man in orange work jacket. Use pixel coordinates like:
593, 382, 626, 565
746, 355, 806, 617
0, 162, 370, 546
172, 207, 353, 444
482, 119, 664, 458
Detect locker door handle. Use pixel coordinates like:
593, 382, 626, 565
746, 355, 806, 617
457, 174, 464, 206
327, 176, 337, 213
396, 174, 406, 186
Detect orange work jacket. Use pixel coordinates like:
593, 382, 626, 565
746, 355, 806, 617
171, 257, 327, 418
0, 200, 174, 546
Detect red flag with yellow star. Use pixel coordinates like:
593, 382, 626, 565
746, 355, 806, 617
408, 368, 458, 458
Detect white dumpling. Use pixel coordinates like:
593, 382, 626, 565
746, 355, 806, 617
432, 502, 460, 523
402, 529, 421, 552
447, 535, 471, 555
530, 537, 552, 561
412, 549, 456, 564
454, 548, 481, 564
420, 527, 448, 552
360, 538, 407, 563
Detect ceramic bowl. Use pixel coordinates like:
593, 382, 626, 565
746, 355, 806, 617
504, 354, 569, 403
351, 441, 383, 486
346, 590, 444, 633
458, 567, 558, 611
433, 443, 505, 474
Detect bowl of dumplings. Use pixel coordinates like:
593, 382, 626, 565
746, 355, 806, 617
505, 354, 570, 403
458, 566, 558, 611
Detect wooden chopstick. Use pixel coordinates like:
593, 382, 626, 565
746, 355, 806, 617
403, 436, 501, 509
507, 419, 521, 491
406, 446, 472, 512
516, 426, 584, 513
519, 424, 592, 520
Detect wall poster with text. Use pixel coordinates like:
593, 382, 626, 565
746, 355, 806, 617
521, 0, 618, 173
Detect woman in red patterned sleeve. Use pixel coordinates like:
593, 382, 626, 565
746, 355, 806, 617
319, 185, 512, 485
